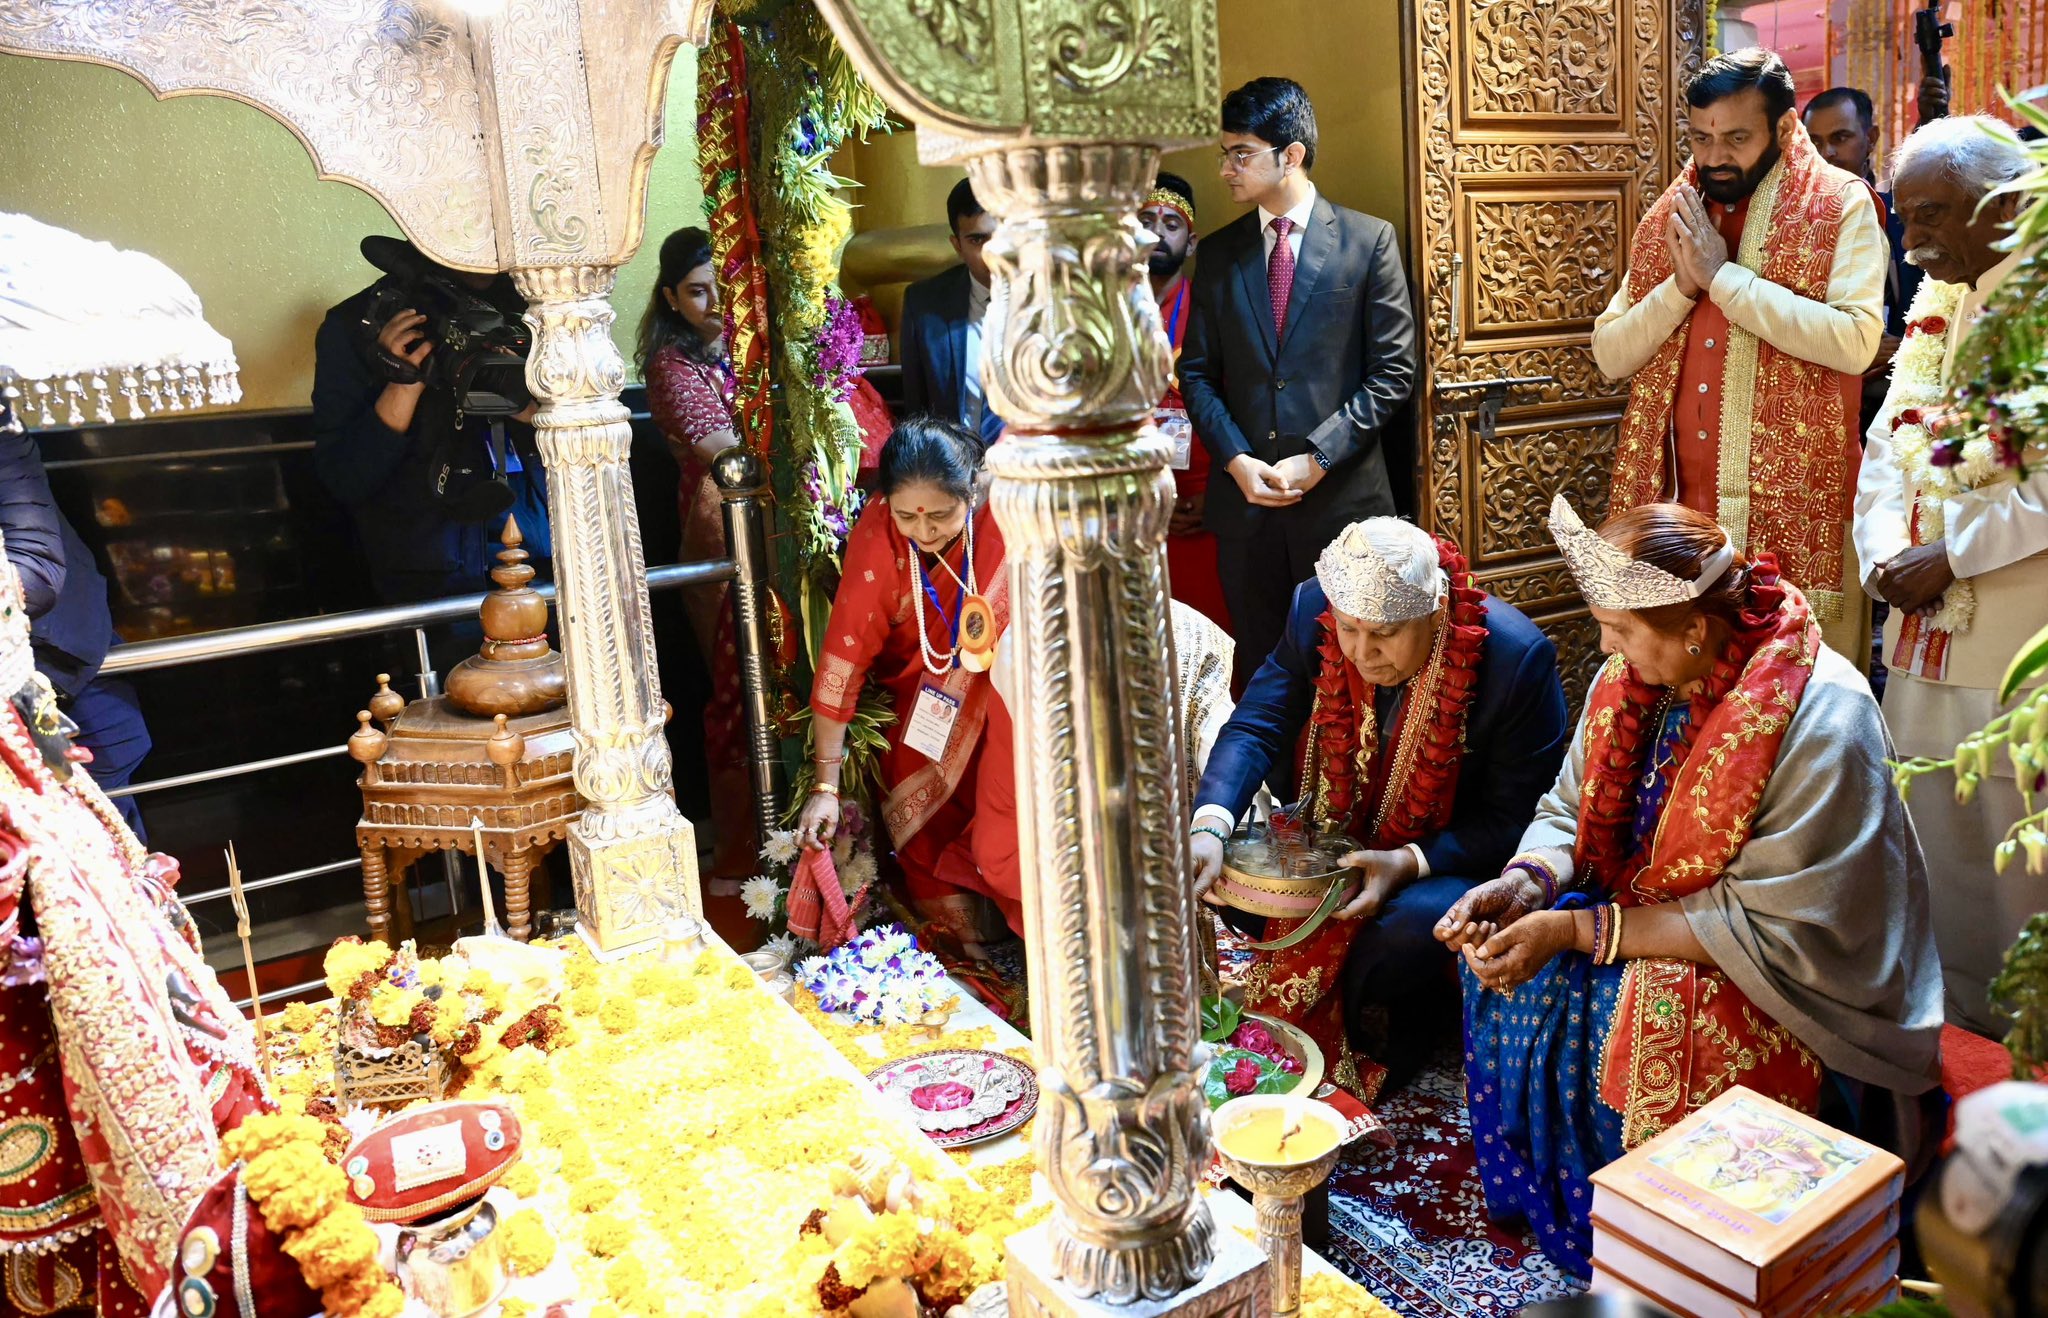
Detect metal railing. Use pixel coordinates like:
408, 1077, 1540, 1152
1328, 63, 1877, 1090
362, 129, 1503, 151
103, 455, 788, 1008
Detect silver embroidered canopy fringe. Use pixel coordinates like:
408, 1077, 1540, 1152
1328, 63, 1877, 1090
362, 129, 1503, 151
0, 212, 242, 433
1548, 494, 1735, 612
1315, 519, 1446, 624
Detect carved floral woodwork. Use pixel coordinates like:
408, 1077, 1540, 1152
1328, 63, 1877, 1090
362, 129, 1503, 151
1410, 0, 1705, 692
1464, 0, 1620, 121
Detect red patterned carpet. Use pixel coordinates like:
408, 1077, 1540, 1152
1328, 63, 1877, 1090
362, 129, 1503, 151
1322, 1049, 1581, 1315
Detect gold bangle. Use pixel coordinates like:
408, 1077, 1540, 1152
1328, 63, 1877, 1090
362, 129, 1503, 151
1604, 903, 1625, 964
808, 782, 840, 798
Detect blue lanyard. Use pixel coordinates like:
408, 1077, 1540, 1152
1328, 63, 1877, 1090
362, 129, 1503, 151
916, 549, 964, 655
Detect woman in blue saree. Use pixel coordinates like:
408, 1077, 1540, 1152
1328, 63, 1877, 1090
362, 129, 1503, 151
1438, 499, 1944, 1277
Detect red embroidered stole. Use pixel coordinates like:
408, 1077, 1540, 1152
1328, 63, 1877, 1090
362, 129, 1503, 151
1610, 129, 1859, 622
1243, 540, 1486, 1102
1575, 585, 1827, 1144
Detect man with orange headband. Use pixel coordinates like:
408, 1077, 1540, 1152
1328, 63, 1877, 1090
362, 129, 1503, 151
1142, 172, 1230, 630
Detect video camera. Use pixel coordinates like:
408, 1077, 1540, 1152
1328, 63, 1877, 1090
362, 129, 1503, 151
356, 236, 532, 421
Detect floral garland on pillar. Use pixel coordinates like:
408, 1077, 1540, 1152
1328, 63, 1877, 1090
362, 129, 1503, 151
701, 1, 894, 939
697, 17, 775, 459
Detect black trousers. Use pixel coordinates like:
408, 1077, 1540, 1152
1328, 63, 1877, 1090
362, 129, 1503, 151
1215, 511, 1339, 690
1338, 872, 1475, 1097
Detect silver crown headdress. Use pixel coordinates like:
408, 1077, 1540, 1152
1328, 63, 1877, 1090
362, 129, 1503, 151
1547, 495, 1735, 611
1315, 518, 1446, 624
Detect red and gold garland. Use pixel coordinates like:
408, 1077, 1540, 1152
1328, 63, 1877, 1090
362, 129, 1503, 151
1571, 554, 1799, 897
697, 16, 775, 459
1300, 536, 1487, 847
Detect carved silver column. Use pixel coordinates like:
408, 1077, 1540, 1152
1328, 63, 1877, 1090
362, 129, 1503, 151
969, 146, 1267, 1317
517, 265, 700, 951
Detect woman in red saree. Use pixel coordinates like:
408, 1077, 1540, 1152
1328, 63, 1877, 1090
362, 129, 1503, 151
640, 227, 750, 876
1442, 499, 1944, 1278
796, 418, 1021, 946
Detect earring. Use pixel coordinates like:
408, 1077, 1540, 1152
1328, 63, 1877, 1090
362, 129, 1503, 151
1687, 644, 1703, 656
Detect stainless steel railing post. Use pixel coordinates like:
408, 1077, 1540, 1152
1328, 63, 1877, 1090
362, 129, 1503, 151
714, 448, 787, 841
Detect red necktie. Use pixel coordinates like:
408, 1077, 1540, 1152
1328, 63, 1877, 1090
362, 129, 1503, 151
1268, 216, 1296, 338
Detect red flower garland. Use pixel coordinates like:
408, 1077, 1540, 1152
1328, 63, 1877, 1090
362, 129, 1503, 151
1572, 555, 1790, 894
1303, 536, 1488, 848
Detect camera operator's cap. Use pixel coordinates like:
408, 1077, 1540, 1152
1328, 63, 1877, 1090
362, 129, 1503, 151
359, 234, 434, 280
342, 1099, 523, 1224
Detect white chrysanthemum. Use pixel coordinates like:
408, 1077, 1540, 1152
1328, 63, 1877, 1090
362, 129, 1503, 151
740, 876, 782, 921
762, 933, 800, 965
839, 849, 878, 897
760, 830, 801, 866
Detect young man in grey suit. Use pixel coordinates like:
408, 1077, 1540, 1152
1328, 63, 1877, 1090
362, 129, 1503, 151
899, 178, 1006, 446
1179, 77, 1418, 684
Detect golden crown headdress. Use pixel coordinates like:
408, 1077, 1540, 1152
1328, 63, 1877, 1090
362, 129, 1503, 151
1547, 495, 1735, 611
1315, 519, 1445, 624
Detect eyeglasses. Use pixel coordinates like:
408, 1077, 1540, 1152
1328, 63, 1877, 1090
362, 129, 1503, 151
1217, 144, 1285, 172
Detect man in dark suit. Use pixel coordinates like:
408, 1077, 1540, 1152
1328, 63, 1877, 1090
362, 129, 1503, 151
1189, 519, 1568, 1097
899, 179, 1005, 446
1179, 77, 1418, 684
0, 428, 151, 834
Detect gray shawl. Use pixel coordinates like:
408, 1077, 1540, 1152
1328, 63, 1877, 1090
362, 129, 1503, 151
1521, 645, 1945, 1095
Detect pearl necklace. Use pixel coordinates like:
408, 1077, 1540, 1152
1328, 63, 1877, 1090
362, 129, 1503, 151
913, 520, 977, 677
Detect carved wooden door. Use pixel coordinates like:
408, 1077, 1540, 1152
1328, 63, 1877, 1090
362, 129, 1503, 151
1404, 0, 1705, 706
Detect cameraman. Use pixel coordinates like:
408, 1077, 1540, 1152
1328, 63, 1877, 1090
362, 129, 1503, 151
311, 240, 551, 608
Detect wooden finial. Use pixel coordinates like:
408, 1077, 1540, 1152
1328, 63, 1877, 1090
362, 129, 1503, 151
501, 514, 523, 550
486, 712, 526, 768
369, 673, 406, 726
347, 710, 388, 763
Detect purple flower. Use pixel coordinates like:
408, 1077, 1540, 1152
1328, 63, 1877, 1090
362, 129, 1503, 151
1930, 440, 1964, 468
812, 296, 867, 402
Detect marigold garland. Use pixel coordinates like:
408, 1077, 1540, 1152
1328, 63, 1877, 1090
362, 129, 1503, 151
219, 1115, 405, 1318
501, 1207, 556, 1276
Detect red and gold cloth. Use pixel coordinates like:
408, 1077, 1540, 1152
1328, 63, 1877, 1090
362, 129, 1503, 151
0, 690, 269, 1310
811, 501, 1019, 934
1239, 538, 1487, 1113
1158, 275, 1232, 631
1574, 566, 1827, 1143
1609, 127, 1863, 622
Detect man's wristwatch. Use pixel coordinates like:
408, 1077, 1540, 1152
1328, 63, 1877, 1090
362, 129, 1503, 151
1310, 449, 1333, 471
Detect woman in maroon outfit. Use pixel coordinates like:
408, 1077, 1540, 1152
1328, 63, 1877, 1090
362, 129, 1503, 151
639, 227, 750, 873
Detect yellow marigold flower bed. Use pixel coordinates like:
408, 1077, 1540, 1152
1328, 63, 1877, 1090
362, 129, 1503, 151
435, 939, 1041, 1316
1300, 1270, 1398, 1318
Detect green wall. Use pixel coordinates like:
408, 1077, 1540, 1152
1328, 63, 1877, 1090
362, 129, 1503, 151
0, 52, 705, 415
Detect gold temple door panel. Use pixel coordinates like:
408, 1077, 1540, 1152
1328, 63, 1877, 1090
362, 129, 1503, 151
1405, 0, 1705, 706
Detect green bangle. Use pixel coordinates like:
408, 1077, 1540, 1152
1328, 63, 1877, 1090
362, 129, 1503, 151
1191, 823, 1230, 844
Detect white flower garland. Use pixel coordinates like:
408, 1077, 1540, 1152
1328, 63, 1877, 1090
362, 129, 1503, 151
796, 923, 953, 1024
1881, 278, 1976, 634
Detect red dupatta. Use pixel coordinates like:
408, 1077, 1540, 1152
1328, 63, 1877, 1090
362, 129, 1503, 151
1573, 560, 1827, 1144
811, 501, 1009, 850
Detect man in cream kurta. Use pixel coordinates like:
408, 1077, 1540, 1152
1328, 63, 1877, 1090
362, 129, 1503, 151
1594, 50, 1885, 665
1855, 117, 2042, 1034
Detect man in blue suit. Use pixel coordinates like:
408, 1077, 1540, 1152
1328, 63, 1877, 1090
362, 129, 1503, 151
899, 179, 1005, 446
0, 428, 151, 835
1189, 518, 1569, 1098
